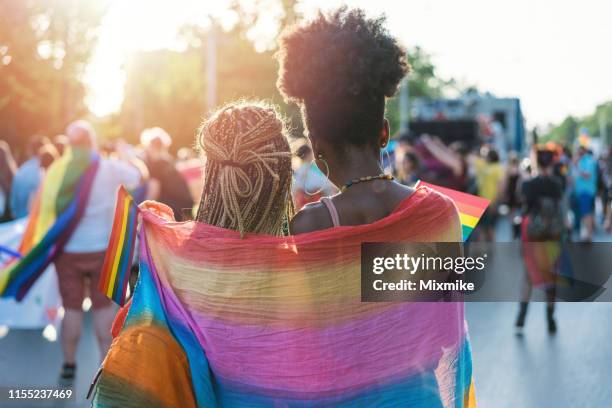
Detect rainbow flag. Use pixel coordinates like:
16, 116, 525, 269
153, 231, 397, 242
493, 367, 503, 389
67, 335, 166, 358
0, 148, 99, 300
416, 181, 489, 241
98, 186, 139, 306
93, 186, 475, 407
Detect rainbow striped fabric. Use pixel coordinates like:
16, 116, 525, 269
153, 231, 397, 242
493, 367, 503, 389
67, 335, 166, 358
98, 186, 139, 306
0, 148, 99, 300
416, 181, 489, 241
93, 186, 475, 407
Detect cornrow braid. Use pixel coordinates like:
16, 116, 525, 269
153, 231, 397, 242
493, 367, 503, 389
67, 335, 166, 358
195, 101, 295, 237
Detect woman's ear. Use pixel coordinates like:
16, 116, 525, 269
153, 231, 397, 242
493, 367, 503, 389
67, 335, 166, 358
380, 119, 391, 148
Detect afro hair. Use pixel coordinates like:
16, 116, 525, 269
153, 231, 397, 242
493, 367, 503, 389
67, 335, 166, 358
276, 7, 409, 147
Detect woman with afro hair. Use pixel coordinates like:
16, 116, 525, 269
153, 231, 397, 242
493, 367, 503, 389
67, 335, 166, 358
277, 7, 459, 234
277, 8, 475, 407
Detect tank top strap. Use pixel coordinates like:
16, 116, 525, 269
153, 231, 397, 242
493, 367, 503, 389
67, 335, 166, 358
320, 197, 341, 227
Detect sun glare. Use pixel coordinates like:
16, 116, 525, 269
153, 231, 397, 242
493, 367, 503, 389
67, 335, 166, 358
85, 0, 226, 117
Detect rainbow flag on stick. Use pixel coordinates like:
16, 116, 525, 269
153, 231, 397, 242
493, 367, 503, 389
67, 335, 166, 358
98, 186, 139, 306
416, 181, 489, 241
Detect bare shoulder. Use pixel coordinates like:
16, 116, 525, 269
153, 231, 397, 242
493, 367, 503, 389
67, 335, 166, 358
289, 201, 334, 235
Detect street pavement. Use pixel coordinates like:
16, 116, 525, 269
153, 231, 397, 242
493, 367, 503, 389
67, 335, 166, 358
1, 220, 611, 407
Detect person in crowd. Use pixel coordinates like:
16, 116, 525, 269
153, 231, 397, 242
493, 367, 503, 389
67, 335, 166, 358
38, 143, 60, 170
601, 147, 612, 232
397, 151, 421, 186
54, 121, 144, 384
474, 145, 504, 241
291, 142, 337, 209
276, 9, 473, 405
140, 127, 194, 220
420, 134, 470, 191
0, 141, 18, 222
9, 136, 47, 218
52, 134, 69, 157
504, 152, 523, 239
175, 147, 204, 210
106, 104, 297, 330
573, 146, 598, 242
516, 147, 564, 334
392, 131, 414, 174
195, 102, 295, 234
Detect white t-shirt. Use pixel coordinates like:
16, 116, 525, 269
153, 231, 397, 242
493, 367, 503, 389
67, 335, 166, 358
64, 158, 141, 253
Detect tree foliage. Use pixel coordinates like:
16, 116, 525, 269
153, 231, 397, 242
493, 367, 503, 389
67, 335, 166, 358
0, 0, 105, 158
544, 101, 612, 146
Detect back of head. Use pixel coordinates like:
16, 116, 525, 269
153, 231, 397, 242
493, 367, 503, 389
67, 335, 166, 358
38, 144, 60, 169
196, 101, 294, 236
53, 134, 69, 156
536, 148, 554, 169
276, 7, 408, 150
140, 127, 172, 153
66, 120, 97, 150
29, 135, 49, 158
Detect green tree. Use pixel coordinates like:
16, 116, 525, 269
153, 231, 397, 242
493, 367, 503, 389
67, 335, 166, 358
544, 101, 612, 146
0, 0, 105, 157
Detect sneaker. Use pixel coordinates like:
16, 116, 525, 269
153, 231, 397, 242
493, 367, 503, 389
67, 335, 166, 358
59, 363, 76, 386
515, 302, 527, 334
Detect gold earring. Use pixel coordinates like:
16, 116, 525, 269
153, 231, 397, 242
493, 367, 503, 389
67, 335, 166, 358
304, 154, 330, 196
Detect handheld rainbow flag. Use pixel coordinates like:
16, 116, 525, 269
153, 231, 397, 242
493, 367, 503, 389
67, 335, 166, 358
0, 148, 99, 300
416, 181, 489, 241
98, 186, 139, 306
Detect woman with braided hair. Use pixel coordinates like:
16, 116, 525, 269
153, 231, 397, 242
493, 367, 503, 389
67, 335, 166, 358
195, 100, 294, 236
108, 100, 294, 337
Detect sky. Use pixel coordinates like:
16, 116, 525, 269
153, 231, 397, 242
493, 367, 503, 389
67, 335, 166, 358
85, 0, 612, 127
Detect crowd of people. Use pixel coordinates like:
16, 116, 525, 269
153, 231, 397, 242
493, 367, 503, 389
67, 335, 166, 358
386, 132, 612, 243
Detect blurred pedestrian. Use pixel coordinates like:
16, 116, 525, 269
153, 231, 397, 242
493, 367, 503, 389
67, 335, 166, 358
141, 127, 194, 220
53, 134, 69, 157
516, 147, 564, 334
420, 134, 470, 191
9, 136, 47, 218
38, 143, 60, 170
573, 146, 598, 242
54, 121, 144, 384
397, 151, 420, 186
0, 141, 18, 222
504, 152, 522, 239
474, 145, 504, 241
602, 147, 612, 232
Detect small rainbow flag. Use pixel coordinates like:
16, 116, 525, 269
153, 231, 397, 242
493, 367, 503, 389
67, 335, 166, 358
98, 186, 139, 306
416, 181, 489, 241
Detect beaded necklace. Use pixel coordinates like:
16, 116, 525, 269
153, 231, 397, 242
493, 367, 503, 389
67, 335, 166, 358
340, 173, 394, 192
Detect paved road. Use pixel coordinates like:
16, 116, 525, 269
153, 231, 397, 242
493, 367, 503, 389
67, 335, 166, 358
1, 220, 611, 407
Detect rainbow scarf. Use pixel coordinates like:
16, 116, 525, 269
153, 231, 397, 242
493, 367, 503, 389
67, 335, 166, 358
93, 186, 476, 407
0, 147, 99, 300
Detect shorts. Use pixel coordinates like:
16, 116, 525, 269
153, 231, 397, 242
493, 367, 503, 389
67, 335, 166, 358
54, 251, 111, 310
576, 193, 595, 217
